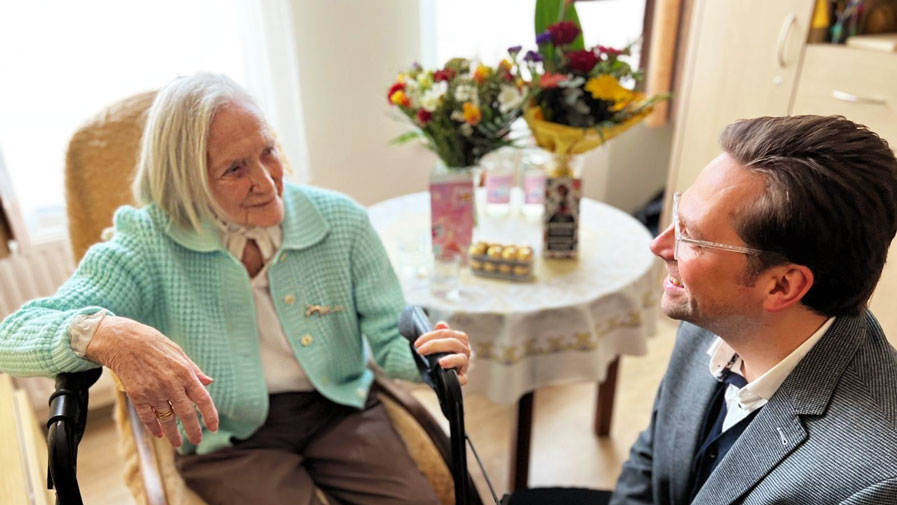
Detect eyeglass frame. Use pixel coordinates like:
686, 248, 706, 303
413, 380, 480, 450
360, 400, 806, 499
671, 192, 771, 261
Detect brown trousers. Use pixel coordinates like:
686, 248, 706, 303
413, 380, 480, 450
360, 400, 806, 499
175, 388, 439, 505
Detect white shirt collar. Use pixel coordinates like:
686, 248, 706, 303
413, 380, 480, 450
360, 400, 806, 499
215, 220, 283, 263
707, 316, 836, 408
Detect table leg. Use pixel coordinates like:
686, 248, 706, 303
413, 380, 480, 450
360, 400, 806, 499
594, 357, 620, 437
509, 391, 534, 490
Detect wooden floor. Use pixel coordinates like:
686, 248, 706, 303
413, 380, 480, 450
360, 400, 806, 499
76, 316, 679, 504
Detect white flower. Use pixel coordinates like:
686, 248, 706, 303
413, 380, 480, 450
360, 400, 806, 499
498, 85, 525, 114
454, 84, 478, 105
403, 79, 421, 108
460, 123, 473, 136
451, 109, 465, 122
416, 71, 434, 88
420, 81, 448, 112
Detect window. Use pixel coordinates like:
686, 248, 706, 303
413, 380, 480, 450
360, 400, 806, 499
0, 0, 307, 244
424, 0, 647, 70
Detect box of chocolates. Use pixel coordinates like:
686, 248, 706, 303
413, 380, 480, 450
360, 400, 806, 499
468, 242, 534, 281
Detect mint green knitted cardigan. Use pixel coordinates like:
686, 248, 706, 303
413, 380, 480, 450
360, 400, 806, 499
0, 183, 419, 454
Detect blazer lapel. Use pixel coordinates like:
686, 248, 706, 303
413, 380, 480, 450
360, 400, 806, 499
692, 399, 806, 505
669, 343, 720, 502
691, 314, 866, 505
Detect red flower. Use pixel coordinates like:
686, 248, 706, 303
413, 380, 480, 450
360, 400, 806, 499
416, 109, 432, 125
539, 73, 567, 88
567, 50, 598, 73
434, 68, 456, 82
597, 45, 625, 56
547, 21, 580, 46
387, 82, 406, 104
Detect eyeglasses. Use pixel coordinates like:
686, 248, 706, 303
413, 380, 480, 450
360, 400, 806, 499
672, 192, 769, 261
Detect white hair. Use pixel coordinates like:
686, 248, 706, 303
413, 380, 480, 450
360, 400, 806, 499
132, 73, 262, 231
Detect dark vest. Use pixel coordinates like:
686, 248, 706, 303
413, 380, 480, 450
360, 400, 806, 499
689, 371, 761, 500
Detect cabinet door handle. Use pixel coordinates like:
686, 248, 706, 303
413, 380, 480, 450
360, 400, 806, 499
832, 89, 887, 105
776, 13, 797, 68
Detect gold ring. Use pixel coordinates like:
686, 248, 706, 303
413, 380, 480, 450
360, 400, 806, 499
152, 404, 175, 422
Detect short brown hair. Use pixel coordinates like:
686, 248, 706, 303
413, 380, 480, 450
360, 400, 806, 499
719, 115, 897, 317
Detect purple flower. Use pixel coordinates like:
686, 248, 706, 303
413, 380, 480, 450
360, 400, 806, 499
535, 31, 551, 45
524, 50, 543, 62
508, 45, 522, 55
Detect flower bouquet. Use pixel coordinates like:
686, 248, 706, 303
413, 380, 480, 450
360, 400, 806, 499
387, 58, 528, 260
520, 0, 669, 258
387, 57, 528, 168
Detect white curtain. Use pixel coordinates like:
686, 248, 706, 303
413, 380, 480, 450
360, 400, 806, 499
0, 0, 309, 246
236, 0, 310, 185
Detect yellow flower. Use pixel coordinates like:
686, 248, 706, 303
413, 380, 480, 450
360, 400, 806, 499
499, 59, 513, 72
462, 102, 482, 125
390, 90, 410, 107
585, 75, 634, 110
473, 64, 491, 84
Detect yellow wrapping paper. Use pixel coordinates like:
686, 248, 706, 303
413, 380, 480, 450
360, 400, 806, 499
524, 101, 653, 176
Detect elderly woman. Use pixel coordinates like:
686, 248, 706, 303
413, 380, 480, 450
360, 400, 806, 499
0, 73, 471, 505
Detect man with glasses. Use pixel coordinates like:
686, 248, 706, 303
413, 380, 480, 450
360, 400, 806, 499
610, 115, 897, 505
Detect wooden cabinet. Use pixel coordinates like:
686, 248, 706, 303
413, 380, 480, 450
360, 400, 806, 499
666, 0, 897, 342
667, 0, 814, 196
792, 44, 897, 344
791, 44, 897, 144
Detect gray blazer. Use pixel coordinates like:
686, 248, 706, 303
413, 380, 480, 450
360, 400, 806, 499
611, 312, 897, 505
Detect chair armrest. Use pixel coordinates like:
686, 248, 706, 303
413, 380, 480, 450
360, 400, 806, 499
124, 396, 169, 505
374, 373, 483, 505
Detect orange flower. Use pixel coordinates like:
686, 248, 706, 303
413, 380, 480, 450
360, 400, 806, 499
473, 64, 491, 84
462, 102, 481, 125
539, 73, 567, 88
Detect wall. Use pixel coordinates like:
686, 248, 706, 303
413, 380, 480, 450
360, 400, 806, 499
288, 0, 673, 213
289, 0, 434, 206
581, 123, 674, 214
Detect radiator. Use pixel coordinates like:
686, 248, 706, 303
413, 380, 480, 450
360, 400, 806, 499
0, 240, 75, 318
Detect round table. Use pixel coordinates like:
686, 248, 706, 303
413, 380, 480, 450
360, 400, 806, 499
368, 190, 660, 489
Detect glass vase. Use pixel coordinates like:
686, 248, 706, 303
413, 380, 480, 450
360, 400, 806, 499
428, 161, 476, 262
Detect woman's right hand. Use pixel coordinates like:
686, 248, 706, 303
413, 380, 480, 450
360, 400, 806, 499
84, 316, 219, 448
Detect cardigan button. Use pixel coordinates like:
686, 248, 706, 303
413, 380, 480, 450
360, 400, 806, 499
284, 294, 296, 305
300, 334, 314, 347
356, 388, 366, 398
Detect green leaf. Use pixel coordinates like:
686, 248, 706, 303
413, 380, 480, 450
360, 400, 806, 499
389, 130, 424, 146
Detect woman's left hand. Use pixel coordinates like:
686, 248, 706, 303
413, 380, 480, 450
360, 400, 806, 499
414, 322, 472, 385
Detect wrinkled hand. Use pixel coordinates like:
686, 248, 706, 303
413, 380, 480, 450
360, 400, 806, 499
414, 321, 472, 385
85, 316, 219, 448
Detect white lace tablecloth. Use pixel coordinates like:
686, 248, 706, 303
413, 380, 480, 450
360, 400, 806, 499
368, 191, 660, 404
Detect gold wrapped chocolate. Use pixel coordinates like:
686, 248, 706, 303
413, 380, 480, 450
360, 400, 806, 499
470, 259, 483, 270
500, 246, 518, 261
498, 264, 512, 274
482, 262, 497, 273
513, 265, 531, 276
517, 246, 533, 262
470, 242, 488, 256
486, 245, 503, 259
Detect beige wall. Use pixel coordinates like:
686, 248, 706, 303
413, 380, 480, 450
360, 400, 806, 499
288, 0, 673, 213
289, 0, 434, 206
581, 123, 674, 214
